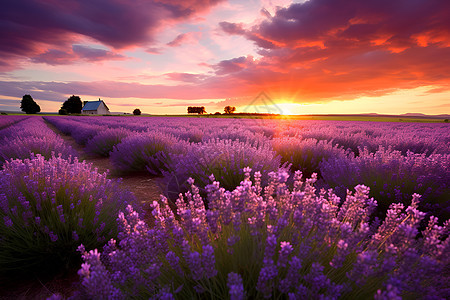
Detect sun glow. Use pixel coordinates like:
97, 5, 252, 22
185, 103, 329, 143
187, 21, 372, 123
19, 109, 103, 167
277, 103, 302, 115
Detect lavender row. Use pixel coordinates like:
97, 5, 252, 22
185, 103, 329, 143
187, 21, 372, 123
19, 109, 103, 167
0, 155, 136, 275
0, 115, 30, 130
278, 120, 450, 155
320, 147, 450, 219
44, 116, 450, 155
42, 116, 449, 216
0, 116, 78, 164
44, 116, 104, 145
160, 139, 282, 200
76, 169, 449, 299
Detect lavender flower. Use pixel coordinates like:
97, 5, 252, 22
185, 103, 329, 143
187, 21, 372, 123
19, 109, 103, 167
228, 272, 246, 300
85, 127, 132, 157
0, 154, 134, 275
0, 116, 78, 163
77, 168, 449, 299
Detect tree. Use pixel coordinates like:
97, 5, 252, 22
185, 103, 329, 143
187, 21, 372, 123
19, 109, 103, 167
187, 106, 206, 114
61, 95, 82, 114
133, 108, 141, 115
58, 108, 68, 115
224, 106, 236, 114
20, 94, 40, 114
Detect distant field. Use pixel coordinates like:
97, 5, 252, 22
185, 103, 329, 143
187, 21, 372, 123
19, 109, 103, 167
2, 113, 448, 123
1, 112, 448, 123
157, 113, 449, 123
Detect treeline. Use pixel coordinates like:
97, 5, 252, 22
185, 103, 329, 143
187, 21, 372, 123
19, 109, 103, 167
188, 105, 238, 115
187, 106, 206, 114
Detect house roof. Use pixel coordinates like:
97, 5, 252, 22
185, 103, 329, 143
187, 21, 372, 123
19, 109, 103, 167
82, 100, 109, 111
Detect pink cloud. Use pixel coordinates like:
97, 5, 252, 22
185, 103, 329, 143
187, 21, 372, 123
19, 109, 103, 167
72, 45, 125, 61
164, 72, 208, 83
213, 56, 255, 75
167, 34, 190, 47
30, 45, 125, 65
166, 32, 201, 47
0, 0, 224, 70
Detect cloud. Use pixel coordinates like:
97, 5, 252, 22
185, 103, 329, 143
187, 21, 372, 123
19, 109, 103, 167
30, 49, 75, 65
0, 79, 244, 102
72, 45, 125, 61
219, 22, 246, 35
167, 34, 188, 47
166, 32, 201, 48
219, 21, 279, 49
213, 56, 255, 75
216, 0, 450, 102
146, 47, 163, 54
0, 0, 224, 69
166, 33, 202, 47
165, 72, 208, 83
29, 45, 125, 65
260, 8, 272, 18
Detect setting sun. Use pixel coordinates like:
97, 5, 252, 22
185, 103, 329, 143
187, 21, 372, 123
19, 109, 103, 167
277, 103, 303, 115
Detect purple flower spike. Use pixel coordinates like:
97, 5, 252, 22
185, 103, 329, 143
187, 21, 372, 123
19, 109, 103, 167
202, 244, 217, 279
278, 241, 294, 268
228, 272, 245, 300
4, 216, 13, 227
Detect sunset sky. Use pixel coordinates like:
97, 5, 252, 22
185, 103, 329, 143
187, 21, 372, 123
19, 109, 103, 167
0, 0, 449, 115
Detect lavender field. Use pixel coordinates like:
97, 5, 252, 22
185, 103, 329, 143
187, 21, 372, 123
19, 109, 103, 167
1, 115, 449, 299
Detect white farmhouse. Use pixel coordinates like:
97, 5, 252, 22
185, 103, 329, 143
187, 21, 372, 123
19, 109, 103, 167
81, 99, 110, 115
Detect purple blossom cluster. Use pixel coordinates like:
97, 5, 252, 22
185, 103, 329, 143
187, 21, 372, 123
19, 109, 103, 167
110, 130, 188, 174
0, 116, 78, 163
44, 116, 103, 145
0, 154, 135, 275
282, 120, 450, 155
78, 169, 449, 299
320, 147, 450, 218
162, 139, 282, 200
272, 137, 349, 177
202, 126, 270, 146
0, 115, 29, 131
85, 127, 133, 156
